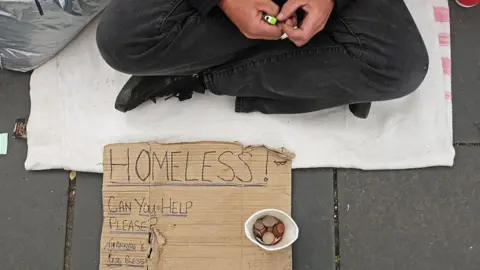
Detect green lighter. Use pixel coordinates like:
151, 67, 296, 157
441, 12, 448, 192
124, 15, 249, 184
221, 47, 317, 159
263, 14, 278, 25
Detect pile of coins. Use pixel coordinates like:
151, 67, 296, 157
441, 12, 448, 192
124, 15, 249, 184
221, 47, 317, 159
253, 215, 285, 246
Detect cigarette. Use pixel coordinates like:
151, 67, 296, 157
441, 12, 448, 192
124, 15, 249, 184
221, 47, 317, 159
280, 27, 297, 40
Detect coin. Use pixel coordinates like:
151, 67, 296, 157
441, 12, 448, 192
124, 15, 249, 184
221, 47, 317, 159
254, 227, 266, 238
262, 216, 278, 227
271, 237, 282, 245
253, 216, 285, 246
254, 220, 265, 230
262, 232, 275, 245
273, 222, 285, 238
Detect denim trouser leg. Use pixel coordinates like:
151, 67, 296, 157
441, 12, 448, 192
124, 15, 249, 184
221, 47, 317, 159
97, 0, 429, 114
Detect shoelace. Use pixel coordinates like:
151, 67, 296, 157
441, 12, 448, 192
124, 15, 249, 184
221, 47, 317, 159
149, 74, 205, 103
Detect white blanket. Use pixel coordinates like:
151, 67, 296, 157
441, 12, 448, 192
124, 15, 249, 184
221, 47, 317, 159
25, 0, 455, 172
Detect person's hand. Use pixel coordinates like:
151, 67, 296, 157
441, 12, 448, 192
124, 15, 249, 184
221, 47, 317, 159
219, 0, 283, 40
277, 0, 334, 46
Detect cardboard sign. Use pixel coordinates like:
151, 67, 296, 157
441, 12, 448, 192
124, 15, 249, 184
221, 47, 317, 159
100, 142, 294, 270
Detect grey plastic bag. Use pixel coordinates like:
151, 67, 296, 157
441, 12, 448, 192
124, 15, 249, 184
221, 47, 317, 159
0, 0, 108, 72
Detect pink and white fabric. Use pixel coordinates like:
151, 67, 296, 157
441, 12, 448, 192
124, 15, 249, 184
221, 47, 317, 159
25, 0, 455, 172
433, 4, 453, 137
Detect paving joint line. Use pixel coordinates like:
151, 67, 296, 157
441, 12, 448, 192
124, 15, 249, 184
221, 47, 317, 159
454, 143, 480, 146
333, 169, 340, 270
63, 175, 77, 270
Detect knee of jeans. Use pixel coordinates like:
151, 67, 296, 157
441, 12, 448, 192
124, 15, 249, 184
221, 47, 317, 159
96, 16, 172, 75
368, 40, 429, 101
96, 19, 134, 74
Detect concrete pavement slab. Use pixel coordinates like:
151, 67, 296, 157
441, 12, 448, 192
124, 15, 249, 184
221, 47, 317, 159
70, 173, 103, 270
450, 2, 480, 143
0, 70, 69, 270
292, 169, 335, 270
338, 147, 480, 270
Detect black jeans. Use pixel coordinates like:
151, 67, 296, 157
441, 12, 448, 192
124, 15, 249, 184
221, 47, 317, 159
96, 0, 429, 114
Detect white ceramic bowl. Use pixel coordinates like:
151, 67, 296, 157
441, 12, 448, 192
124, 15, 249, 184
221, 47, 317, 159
244, 209, 299, 251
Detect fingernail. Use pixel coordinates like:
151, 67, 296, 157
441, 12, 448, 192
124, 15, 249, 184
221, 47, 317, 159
277, 12, 285, 20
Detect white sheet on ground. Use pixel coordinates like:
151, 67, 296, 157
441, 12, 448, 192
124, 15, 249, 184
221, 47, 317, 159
25, 0, 454, 172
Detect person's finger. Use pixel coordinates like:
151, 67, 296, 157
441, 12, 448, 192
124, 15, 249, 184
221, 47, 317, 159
277, 0, 307, 21
283, 14, 298, 27
247, 17, 283, 40
280, 21, 305, 45
279, 12, 297, 27
291, 15, 298, 27
257, 0, 280, 16
280, 24, 303, 45
285, 18, 294, 27
281, 26, 308, 46
282, 13, 319, 46
256, 23, 283, 39
296, 12, 319, 35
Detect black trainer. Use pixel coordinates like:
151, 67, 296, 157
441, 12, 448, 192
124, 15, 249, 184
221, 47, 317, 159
349, 102, 372, 119
115, 75, 206, 112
